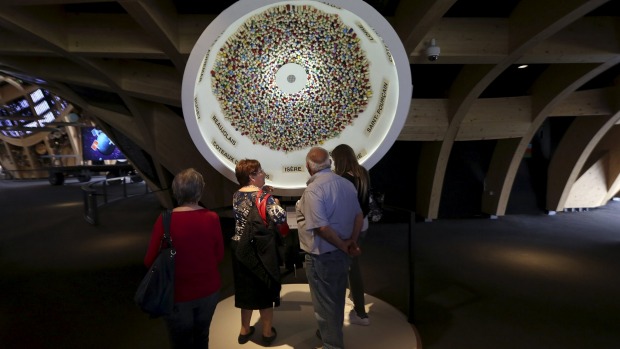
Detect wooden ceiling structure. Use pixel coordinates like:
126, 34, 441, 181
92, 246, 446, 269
0, 0, 619, 219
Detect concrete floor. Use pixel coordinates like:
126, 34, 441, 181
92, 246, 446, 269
1, 177, 619, 348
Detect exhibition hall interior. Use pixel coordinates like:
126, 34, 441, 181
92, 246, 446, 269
1, 0, 620, 348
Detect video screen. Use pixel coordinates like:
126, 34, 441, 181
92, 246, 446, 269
81, 127, 125, 161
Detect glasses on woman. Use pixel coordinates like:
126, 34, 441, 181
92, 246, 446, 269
251, 168, 264, 175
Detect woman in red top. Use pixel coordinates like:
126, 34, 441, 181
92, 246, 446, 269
144, 168, 224, 349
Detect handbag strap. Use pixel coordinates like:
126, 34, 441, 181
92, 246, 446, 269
255, 193, 271, 226
161, 209, 173, 248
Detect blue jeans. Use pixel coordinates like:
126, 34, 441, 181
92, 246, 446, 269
305, 250, 351, 349
164, 291, 220, 349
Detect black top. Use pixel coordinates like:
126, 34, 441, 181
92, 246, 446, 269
342, 172, 370, 217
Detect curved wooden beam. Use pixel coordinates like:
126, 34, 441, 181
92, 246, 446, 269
482, 60, 620, 216
547, 109, 620, 211
601, 126, 620, 203
0, 6, 164, 118
416, 0, 608, 219
120, 0, 186, 72
392, 0, 456, 55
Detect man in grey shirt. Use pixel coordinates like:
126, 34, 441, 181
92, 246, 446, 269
296, 146, 363, 349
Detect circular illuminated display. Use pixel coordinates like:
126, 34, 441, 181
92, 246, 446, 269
210, 5, 371, 152
182, 0, 412, 193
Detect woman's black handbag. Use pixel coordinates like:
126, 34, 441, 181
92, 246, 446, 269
134, 209, 175, 318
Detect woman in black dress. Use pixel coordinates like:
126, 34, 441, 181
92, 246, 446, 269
232, 159, 286, 346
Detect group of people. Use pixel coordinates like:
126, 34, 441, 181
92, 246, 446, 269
143, 144, 373, 349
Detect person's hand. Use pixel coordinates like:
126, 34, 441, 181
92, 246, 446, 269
262, 186, 282, 205
346, 240, 361, 257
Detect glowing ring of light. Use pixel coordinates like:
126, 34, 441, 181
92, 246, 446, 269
182, 0, 412, 194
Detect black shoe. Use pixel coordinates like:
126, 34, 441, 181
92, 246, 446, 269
262, 327, 277, 346
316, 329, 322, 340
238, 326, 255, 344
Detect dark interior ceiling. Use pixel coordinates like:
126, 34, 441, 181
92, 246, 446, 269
1, 0, 618, 104
52, 0, 620, 98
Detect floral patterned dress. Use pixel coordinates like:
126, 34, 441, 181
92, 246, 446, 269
232, 190, 286, 240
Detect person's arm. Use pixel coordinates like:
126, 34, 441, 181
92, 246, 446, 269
144, 214, 164, 267
346, 211, 364, 256
350, 211, 364, 242
266, 194, 287, 224
212, 214, 225, 263
315, 225, 354, 253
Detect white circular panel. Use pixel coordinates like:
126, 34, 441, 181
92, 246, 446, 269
182, 0, 412, 193
275, 63, 308, 94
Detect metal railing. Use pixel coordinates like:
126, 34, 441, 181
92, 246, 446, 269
82, 176, 150, 225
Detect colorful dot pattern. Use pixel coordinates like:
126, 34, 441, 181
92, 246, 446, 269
210, 4, 372, 152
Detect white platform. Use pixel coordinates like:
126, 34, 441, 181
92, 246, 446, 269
210, 283, 419, 348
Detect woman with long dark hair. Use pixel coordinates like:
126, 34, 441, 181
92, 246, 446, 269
331, 144, 371, 326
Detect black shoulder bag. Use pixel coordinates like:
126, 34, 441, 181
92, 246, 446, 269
134, 209, 175, 318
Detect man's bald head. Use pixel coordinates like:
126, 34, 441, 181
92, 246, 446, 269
306, 146, 331, 175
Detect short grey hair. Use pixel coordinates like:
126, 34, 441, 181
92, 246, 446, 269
172, 168, 204, 205
306, 146, 331, 173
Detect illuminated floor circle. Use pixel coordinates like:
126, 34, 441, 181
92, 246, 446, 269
210, 283, 419, 348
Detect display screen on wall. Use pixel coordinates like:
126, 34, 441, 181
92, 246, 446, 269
81, 127, 125, 161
